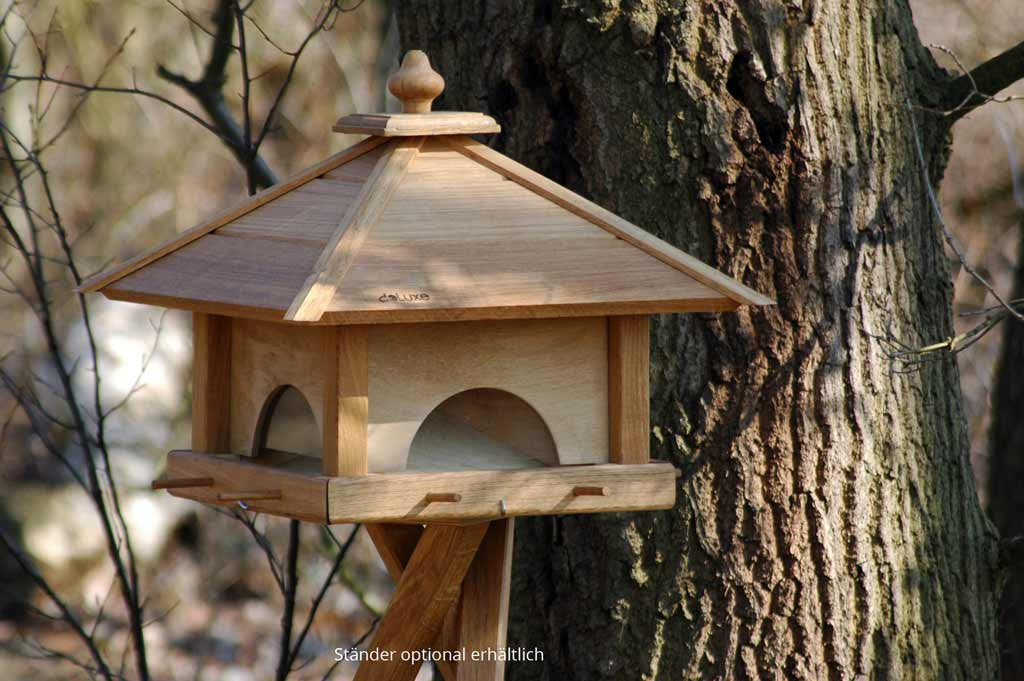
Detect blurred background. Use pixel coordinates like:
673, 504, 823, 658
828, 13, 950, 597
0, 1, 1020, 679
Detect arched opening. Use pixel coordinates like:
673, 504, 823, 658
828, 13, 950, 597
407, 388, 558, 472
252, 385, 322, 459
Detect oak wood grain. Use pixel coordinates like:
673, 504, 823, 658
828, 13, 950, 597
80, 136, 387, 293
192, 313, 232, 452
608, 315, 651, 465
445, 135, 774, 307
353, 523, 487, 681
286, 138, 423, 322
456, 518, 515, 681
327, 462, 677, 523
323, 325, 369, 476
165, 450, 328, 522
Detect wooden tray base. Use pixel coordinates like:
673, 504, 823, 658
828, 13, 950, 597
161, 450, 677, 524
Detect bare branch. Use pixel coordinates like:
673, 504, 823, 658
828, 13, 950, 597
251, 1, 349, 152
938, 39, 1024, 121
0, 531, 115, 681
156, 0, 277, 189
233, 1, 257, 195
906, 98, 1024, 324
287, 524, 361, 671
0, 120, 152, 681
165, 0, 223, 41
0, 368, 88, 489
275, 519, 301, 681
228, 508, 285, 590
320, 618, 379, 681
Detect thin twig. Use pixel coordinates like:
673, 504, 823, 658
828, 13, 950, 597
287, 524, 361, 671
906, 97, 1024, 324
0, 531, 115, 681
320, 618, 380, 681
230, 509, 284, 591
156, 0, 277, 189
275, 520, 301, 681
935, 40, 1024, 121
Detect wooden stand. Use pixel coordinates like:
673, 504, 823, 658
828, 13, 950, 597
361, 520, 515, 681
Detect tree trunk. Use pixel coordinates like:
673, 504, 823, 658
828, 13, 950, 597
397, 3, 1000, 679
989, 222, 1024, 681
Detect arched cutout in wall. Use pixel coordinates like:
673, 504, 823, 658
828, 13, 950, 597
407, 388, 558, 472
253, 385, 322, 459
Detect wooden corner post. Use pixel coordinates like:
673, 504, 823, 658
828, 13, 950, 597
608, 315, 650, 464
192, 312, 231, 452
324, 325, 369, 476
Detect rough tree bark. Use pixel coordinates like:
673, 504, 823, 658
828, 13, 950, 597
398, 2, 1000, 680
989, 223, 1024, 681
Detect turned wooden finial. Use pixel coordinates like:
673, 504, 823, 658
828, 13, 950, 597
388, 50, 445, 113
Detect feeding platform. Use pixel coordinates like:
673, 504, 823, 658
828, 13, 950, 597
83, 50, 771, 680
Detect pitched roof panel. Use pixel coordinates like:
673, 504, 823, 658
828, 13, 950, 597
91, 134, 770, 323
106, 233, 322, 317
326, 141, 732, 319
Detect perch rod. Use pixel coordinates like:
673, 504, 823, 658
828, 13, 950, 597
151, 477, 214, 490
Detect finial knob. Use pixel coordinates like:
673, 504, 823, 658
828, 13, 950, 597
388, 50, 445, 114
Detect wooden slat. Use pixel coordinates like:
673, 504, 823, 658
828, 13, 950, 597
79, 136, 388, 293
323, 325, 368, 476
327, 462, 677, 523
354, 523, 488, 681
192, 313, 231, 452
108, 233, 322, 314
165, 451, 328, 523
151, 476, 215, 490
323, 145, 392, 182
103, 287, 289, 322
286, 137, 423, 322
445, 135, 774, 307
608, 316, 650, 464
456, 518, 514, 681
214, 178, 365, 244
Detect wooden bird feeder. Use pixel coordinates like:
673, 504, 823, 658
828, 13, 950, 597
81, 51, 771, 680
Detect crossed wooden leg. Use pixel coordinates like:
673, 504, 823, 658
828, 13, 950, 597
358, 519, 515, 681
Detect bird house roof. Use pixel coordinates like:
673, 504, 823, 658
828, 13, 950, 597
80, 54, 772, 323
